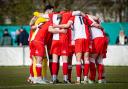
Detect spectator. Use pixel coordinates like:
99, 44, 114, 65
116, 30, 128, 45
19, 27, 29, 46
15, 30, 21, 46
0, 29, 13, 46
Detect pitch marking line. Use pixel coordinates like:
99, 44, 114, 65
0, 84, 78, 88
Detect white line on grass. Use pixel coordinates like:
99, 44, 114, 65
0, 84, 77, 89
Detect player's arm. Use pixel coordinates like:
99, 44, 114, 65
89, 16, 102, 29
29, 16, 39, 30
53, 20, 73, 29
90, 19, 101, 29
53, 15, 74, 29
85, 15, 102, 29
92, 23, 102, 29
80, 11, 86, 17
29, 16, 38, 26
48, 26, 67, 34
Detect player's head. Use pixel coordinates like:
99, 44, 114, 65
44, 5, 54, 14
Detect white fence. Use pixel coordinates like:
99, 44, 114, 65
0, 46, 128, 66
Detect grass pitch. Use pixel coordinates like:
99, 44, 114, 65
0, 66, 128, 89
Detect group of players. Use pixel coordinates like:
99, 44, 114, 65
27, 5, 108, 84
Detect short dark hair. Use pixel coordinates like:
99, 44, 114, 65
4, 28, 8, 32
44, 5, 54, 11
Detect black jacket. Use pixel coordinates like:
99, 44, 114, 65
19, 30, 29, 45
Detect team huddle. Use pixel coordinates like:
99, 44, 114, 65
27, 5, 108, 84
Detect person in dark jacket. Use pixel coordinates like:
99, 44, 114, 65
19, 28, 29, 46
15, 30, 20, 46
0, 29, 13, 46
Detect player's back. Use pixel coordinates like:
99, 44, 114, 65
60, 11, 72, 39
88, 16, 105, 39
73, 15, 88, 40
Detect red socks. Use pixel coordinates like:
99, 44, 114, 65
29, 64, 34, 77
36, 64, 42, 77
52, 62, 58, 75
89, 62, 96, 80
84, 64, 89, 76
76, 64, 82, 77
63, 63, 68, 75
98, 64, 104, 80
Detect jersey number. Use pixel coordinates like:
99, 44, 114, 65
79, 16, 83, 25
